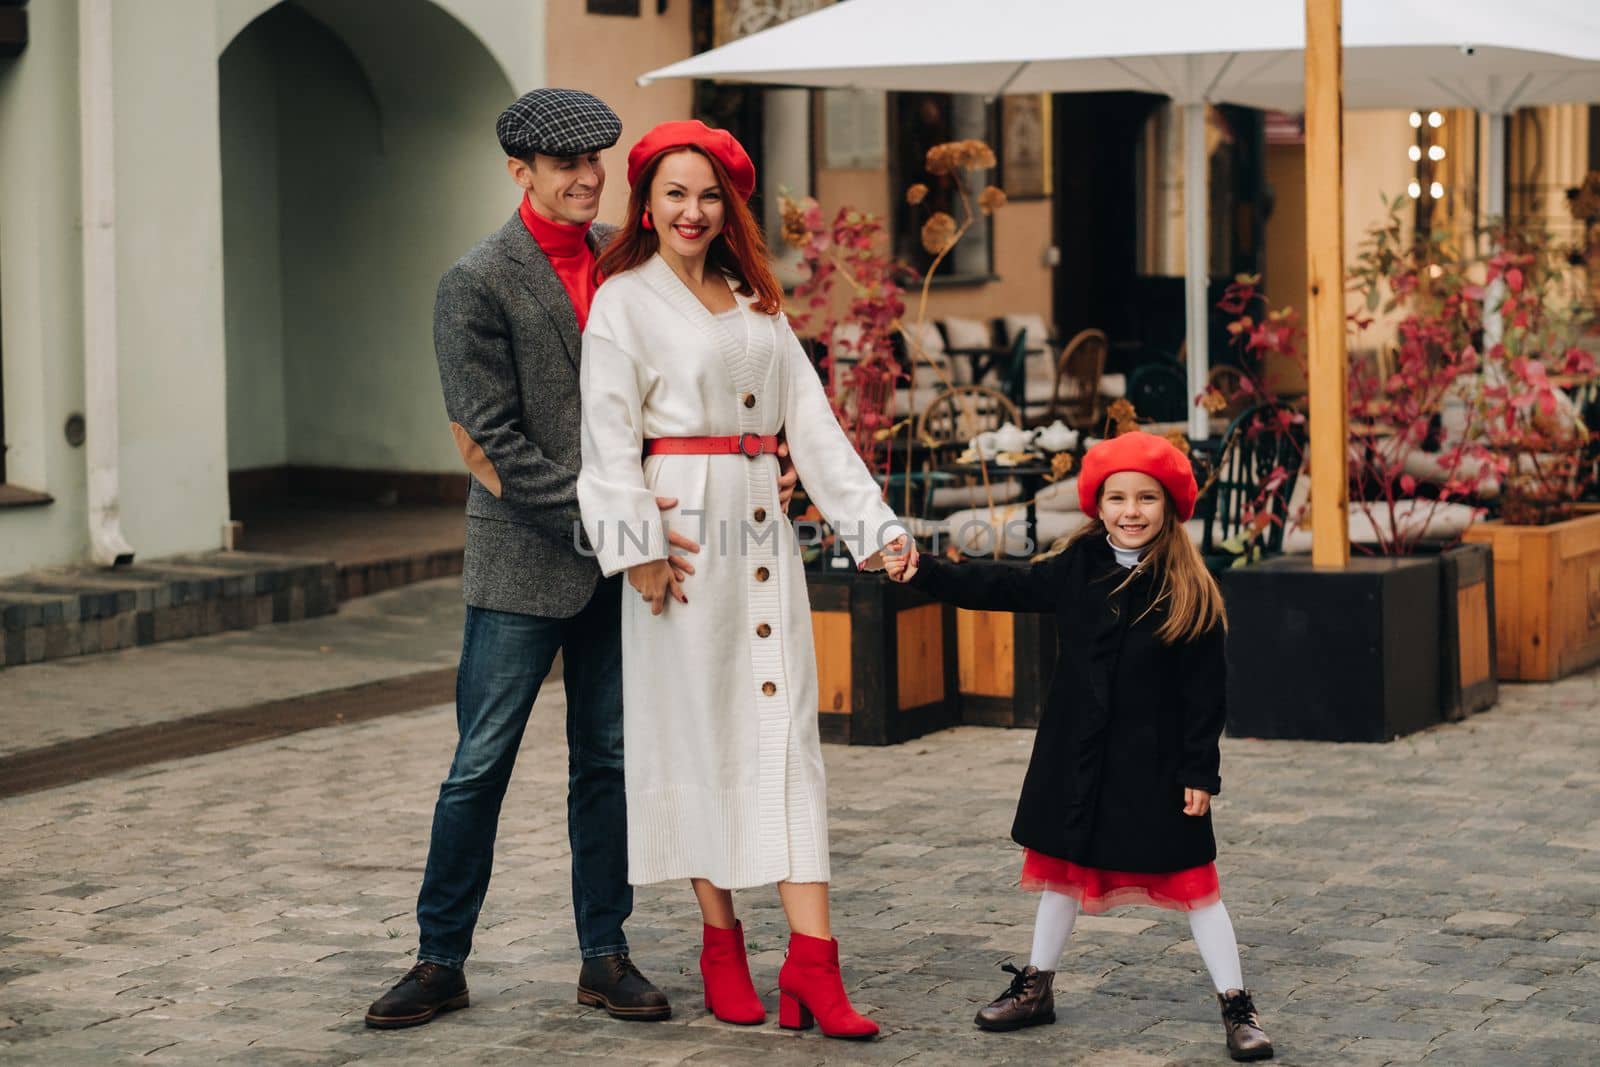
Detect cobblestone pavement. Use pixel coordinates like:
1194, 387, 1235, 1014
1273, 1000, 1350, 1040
2, 652, 1598, 1064
0, 580, 464, 758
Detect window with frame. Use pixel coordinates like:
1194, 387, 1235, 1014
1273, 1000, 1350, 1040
890, 92, 995, 283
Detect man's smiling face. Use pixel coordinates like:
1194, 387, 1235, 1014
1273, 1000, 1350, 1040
513, 151, 605, 225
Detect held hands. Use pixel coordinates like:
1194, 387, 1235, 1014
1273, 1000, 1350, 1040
658, 496, 700, 584
1182, 788, 1212, 817
627, 496, 702, 616
883, 537, 919, 583
627, 558, 681, 615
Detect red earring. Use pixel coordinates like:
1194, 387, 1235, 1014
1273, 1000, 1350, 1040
642, 209, 653, 230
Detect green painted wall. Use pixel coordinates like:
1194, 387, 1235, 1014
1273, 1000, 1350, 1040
0, 0, 539, 577
220, 23, 288, 472
0, 0, 90, 575
223, 0, 519, 479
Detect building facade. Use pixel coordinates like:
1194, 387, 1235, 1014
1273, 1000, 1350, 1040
1, 0, 1594, 580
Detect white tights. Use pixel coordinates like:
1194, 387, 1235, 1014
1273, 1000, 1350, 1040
1027, 891, 1244, 993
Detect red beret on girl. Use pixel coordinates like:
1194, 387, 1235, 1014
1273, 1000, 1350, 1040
626, 120, 757, 202
1077, 432, 1199, 522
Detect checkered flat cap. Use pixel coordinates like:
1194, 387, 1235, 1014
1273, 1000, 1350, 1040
496, 88, 621, 158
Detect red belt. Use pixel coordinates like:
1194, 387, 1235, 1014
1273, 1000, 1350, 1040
643, 434, 779, 459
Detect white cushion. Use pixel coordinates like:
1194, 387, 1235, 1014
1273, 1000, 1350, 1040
942, 507, 1093, 557
1279, 499, 1480, 554
902, 516, 948, 541
902, 321, 954, 388
1401, 450, 1501, 499
1024, 350, 1055, 387
940, 316, 991, 350
893, 386, 947, 419
930, 479, 1023, 510
829, 322, 864, 359
1003, 313, 1052, 353
1036, 477, 1080, 512
904, 319, 947, 358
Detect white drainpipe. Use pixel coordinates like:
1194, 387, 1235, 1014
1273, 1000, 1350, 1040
1182, 100, 1210, 441
79, 0, 134, 566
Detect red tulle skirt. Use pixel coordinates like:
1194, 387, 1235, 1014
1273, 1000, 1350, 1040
1021, 849, 1221, 914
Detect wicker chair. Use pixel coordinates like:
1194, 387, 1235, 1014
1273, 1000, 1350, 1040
1044, 328, 1108, 429
917, 384, 1022, 446
916, 385, 1024, 511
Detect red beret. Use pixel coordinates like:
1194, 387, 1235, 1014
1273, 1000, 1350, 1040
1077, 432, 1198, 522
626, 120, 757, 202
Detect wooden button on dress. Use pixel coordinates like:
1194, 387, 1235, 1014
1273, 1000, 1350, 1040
742, 393, 756, 408
753, 507, 767, 523
756, 623, 771, 638
755, 566, 770, 582
761, 681, 777, 696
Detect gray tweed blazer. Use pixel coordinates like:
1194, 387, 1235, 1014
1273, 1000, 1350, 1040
433, 213, 616, 618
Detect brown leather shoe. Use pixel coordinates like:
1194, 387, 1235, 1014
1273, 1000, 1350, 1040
974, 963, 1056, 1032
577, 953, 672, 1021
364, 961, 468, 1029
1219, 988, 1274, 1060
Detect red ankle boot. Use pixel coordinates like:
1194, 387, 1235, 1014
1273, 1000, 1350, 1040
699, 922, 765, 1025
776, 931, 879, 1039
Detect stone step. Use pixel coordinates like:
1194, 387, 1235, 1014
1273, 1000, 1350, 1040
333, 548, 462, 601
0, 551, 338, 671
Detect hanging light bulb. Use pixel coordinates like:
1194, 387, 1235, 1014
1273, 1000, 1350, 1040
1409, 145, 1423, 161
1427, 111, 1444, 128
1408, 181, 1423, 198
1428, 145, 1446, 161
1430, 181, 1445, 199
1409, 111, 1424, 128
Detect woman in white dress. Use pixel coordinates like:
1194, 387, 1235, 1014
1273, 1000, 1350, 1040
577, 121, 905, 1040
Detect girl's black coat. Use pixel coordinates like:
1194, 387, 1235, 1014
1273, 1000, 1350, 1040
913, 536, 1226, 872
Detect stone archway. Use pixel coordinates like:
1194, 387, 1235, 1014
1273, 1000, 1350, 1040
219, 0, 518, 534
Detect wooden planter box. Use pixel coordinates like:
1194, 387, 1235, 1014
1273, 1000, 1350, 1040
1437, 543, 1498, 719
1462, 511, 1600, 681
807, 568, 958, 745
956, 609, 1056, 728
1219, 556, 1442, 742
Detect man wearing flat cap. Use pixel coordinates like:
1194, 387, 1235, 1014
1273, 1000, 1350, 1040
364, 88, 685, 1028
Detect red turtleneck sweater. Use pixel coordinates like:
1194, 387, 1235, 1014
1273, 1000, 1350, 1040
519, 195, 599, 330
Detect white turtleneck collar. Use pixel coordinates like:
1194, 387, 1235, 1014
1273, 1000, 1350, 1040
1107, 535, 1143, 570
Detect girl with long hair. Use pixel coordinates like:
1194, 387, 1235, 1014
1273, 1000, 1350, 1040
886, 432, 1274, 1062
577, 121, 906, 1040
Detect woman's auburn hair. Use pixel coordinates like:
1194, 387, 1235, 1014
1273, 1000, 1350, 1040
1064, 489, 1227, 645
595, 144, 784, 315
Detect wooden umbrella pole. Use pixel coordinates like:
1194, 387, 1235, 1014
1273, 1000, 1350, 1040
1305, 0, 1350, 568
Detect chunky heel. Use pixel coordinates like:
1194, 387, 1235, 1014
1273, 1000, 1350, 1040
775, 933, 879, 1039
778, 992, 814, 1030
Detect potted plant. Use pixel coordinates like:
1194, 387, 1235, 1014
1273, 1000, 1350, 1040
1452, 223, 1599, 681
778, 141, 1045, 738
1202, 198, 1536, 737
776, 179, 946, 744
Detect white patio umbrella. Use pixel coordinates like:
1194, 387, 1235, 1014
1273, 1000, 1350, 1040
641, 0, 1600, 439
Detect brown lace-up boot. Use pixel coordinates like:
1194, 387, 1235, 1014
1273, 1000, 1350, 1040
1218, 988, 1274, 1060
974, 963, 1056, 1032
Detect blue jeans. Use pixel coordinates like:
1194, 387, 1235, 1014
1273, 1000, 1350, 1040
416, 580, 630, 967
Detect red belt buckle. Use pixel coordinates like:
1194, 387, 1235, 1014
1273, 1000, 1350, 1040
737, 432, 765, 459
